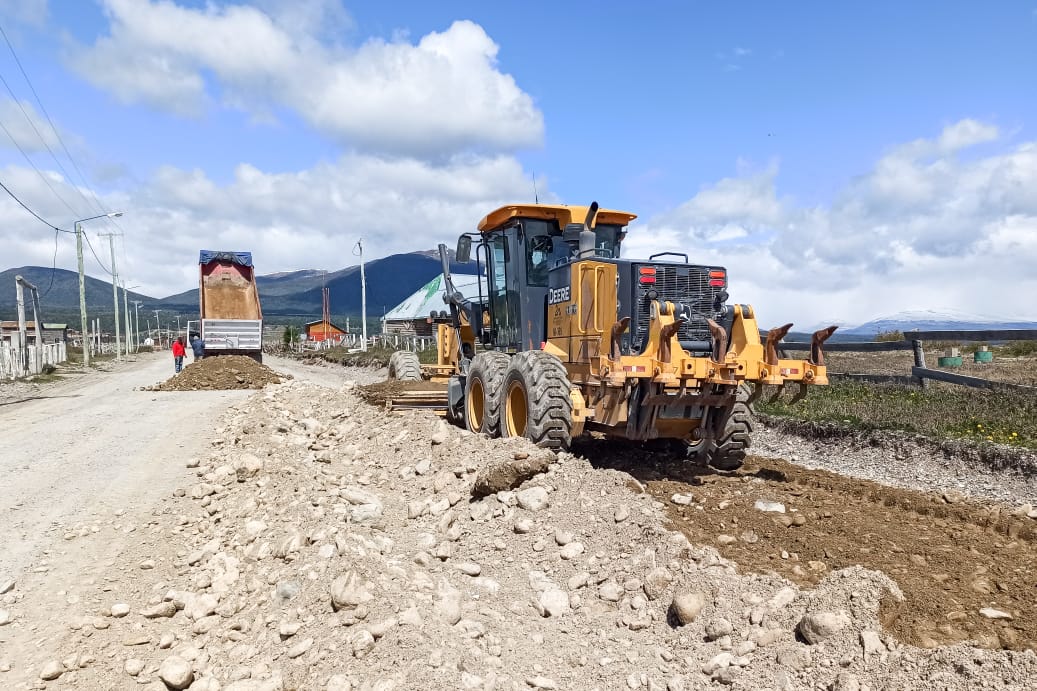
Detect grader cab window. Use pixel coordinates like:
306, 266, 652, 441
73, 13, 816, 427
486, 234, 519, 348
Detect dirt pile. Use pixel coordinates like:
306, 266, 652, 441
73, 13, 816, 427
147, 355, 286, 391
22, 378, 1037, 690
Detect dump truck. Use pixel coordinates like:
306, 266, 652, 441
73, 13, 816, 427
198, 250, 263, 363
384, 202, 835, 470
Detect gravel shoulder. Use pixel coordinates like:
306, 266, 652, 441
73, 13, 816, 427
3, 359, 1037, 690
0, 353, 342, 687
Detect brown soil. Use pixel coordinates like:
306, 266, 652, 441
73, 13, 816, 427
146, 355, 286, 391
577, 441, 1037, 652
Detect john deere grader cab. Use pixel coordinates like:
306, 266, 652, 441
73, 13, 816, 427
383, 202, 836, 470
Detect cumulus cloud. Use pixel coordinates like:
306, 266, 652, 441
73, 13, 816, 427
68, 0, 543, 157
624, 120, 1037, 326
0, 98, 61, 153
0, 0, 48, 27
4, 118, 1034, 329
0, 152, 542, 299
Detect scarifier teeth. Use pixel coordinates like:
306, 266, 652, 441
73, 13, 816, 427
789, 382, 809, 404
765, 323, 794, 366
810, 325, 839, 367
766, 383, 786, 404
747, 382, 765, 406
706, 319, 728, 363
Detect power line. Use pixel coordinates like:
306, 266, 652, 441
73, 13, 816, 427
82, 229, 114, 276
0, 71, 88, 208
0, 116, 83, 217
0, 21, 110, 220
0, 173, 67, 230
0, 19, 128, 257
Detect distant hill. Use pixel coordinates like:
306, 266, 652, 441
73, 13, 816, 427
1, 252, 474, 323
0, 266, 155, 310
155, 252, 473, 317
834, 310, 1037, 338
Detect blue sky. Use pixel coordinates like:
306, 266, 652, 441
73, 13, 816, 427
0, 0, 1035, 325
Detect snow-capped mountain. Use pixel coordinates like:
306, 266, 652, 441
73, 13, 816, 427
837, 309, 1037, 337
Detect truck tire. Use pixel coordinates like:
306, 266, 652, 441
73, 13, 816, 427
702, 384, 754, 471
388, 351, 421, 381
465, 351, 510, 436
500, 351, 573, 450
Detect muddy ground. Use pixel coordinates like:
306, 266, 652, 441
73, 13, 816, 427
580, 440, 1037, 654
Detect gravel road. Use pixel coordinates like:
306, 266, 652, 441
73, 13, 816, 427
0, 352, 356, 686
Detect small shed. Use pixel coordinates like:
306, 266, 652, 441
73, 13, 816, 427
383, 274, 485, 336
304, 320, 347, 343
0, 321, 68, 344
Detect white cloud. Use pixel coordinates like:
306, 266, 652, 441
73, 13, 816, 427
0, 152, 542, 299
0, 0, 48, 27
625, 120, 1037, 327
0, 98, 61, 153
4, 118, 1035, 330
69, 0, 543, 157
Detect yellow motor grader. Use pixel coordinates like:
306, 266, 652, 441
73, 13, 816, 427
385, 201, 836, 470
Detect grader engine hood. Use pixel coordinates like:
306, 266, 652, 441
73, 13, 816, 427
616, 258, 731, 357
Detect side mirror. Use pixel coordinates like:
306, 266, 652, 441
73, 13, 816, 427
455, 235, 472, 263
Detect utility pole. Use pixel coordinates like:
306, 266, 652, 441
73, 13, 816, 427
153, 310, 161, 347
73, 212, 123, 367
99, 232, 122, 361
122, 282, 131, 355
132, 300, 142, 352
354, 239, 367, 351
75, 221, 89, 367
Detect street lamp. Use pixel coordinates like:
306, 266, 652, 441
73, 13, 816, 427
75, 211, 123, 368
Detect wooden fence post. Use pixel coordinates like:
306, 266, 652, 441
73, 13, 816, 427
912, 339, 928, 389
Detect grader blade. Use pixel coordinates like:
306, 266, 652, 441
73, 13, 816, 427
358, 380, 449, 413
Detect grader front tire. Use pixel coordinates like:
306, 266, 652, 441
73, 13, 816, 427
387, 351, 422, 381
465, 351, 510, 436
704, 384, 754, 471
500, 351, 573, 450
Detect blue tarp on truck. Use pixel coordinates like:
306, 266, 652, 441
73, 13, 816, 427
199, 250, 253, 267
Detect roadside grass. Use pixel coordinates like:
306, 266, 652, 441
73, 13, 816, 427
758, 380, 1037, 450
66, 347, 119, 367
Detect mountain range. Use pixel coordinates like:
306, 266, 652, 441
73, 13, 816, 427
0, 251, 471, 328
3, 258, 1036, 337
810, 310, 1037, 339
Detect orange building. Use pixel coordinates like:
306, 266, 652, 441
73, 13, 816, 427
304, 320, 347, 342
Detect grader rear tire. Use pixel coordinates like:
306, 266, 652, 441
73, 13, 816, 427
500, 351, 573, 450
703, 384, 754, 471
465, 351, 510, 436
388, 351, 421, 381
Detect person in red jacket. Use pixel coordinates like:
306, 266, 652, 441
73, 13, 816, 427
172, 336, 186, 373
